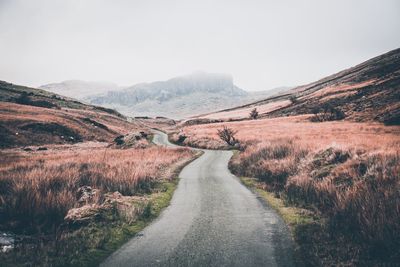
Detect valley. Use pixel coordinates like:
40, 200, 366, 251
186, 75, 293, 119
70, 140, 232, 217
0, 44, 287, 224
0, 48, 399, 266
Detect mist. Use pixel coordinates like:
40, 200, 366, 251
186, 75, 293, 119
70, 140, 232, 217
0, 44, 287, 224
0, 0, 399, 91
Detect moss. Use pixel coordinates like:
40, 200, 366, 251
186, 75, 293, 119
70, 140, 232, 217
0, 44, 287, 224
240, 177, 316, 228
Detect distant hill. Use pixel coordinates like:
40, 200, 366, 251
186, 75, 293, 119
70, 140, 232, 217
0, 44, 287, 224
199, 48, 400, 124
39, 80, 120, 99
85, 72, 283, 119
0, 80, 142, 148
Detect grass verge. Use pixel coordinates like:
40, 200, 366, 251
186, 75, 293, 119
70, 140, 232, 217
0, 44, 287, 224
1, 179, 178, 267
1, 150, 203, 267
239, 176, 328, 267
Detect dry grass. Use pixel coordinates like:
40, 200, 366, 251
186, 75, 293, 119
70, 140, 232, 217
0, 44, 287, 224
229, 139, 309, 191
178, 115, 400, 263
174, 115, 400, 151
0, 145, 193, 234
0, 102, 144, 148
286, 149, 400, 260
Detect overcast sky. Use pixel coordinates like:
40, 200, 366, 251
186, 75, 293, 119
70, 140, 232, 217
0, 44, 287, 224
0, 0, 399, 91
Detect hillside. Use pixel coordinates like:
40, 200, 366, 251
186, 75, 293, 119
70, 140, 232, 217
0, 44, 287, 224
85, 72, 278, 118
0, 80, 142, 148
199, 48, 400, 124
39, 80, 120, 99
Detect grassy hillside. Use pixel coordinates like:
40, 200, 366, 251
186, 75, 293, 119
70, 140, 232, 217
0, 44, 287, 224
168, 49, 400, 266
0, 80, 142, 148
0, 80, 200, 265
196, 48, 400, 124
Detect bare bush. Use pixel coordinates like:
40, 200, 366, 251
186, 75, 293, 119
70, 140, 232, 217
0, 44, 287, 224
311, 103, 345, 122
217, 126, 238, 146
249, 108, 259, 119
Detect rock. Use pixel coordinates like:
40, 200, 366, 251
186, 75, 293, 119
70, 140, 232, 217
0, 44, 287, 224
64, 191, 150, 225
64, 204, 101, 225
114, 132, 149, 148
77, 186, 99, 204
37, 147, 48, 151
0, 233, 15, 253
103, 192, 149, 223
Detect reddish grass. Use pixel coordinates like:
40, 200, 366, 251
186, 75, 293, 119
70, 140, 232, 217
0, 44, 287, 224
286, 149, 400, 258
0, 102, 144, 147
0, 145, 193, 234
178, 115, 400, 260
173, 116, 400, 151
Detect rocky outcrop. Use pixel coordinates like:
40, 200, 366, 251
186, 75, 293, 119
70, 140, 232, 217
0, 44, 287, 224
64, 190, 149, 225
85, 72, 275, 118
114, 131, 150, 148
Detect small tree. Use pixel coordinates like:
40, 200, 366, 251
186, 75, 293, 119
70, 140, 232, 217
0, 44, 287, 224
217, 126, 238, 146
249, 108, 259, 119
289, 95, 298, 104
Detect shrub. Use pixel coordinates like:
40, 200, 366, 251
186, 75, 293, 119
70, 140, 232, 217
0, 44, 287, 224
15, 92, 31, 105
177, 134, 187, 144
311, 103, 345, 122
15, 92, 57, 109
249, 108, 259, 119
289, 95, 298, 104
217, 126, 238, 146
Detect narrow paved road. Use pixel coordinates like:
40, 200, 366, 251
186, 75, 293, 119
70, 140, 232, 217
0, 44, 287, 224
101, 130, 295, 267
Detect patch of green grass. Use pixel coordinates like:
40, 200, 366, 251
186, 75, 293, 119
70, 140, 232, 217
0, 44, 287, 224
239, 177, 324, 266
240, 177, 316, 229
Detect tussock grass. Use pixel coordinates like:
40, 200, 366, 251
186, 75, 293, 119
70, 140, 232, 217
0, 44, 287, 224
183, 116, 400, 265
233, 143, 400, 264
0, 146, 193, 234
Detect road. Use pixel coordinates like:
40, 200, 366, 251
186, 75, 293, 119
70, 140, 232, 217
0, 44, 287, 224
101, 130, 295, 267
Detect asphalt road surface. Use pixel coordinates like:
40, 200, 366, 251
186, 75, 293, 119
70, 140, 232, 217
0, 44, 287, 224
101, 130, 295, 267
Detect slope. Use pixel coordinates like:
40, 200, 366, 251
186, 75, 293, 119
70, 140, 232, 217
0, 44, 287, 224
199, 48, 400, 124
0, 80, 141, 148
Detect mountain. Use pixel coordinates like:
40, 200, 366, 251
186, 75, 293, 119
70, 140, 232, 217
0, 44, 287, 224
199, 48, 400, 124
0, 80, 143, 148
86, 72, 281, 119
39, 80, 120, 99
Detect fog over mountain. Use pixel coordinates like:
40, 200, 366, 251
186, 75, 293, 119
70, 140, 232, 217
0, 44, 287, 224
39, 80, 120, 99
53, 72, 286, 118
84, 72, 263, 118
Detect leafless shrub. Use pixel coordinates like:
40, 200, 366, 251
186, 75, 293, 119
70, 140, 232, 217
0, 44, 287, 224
249, 108, 259, 119
217, 126, 238, 146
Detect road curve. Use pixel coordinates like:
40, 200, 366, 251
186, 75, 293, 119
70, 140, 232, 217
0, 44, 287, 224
101, 130, 295, 267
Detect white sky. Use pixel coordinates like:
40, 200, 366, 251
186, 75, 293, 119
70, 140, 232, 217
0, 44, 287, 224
0, 0, 399, 91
